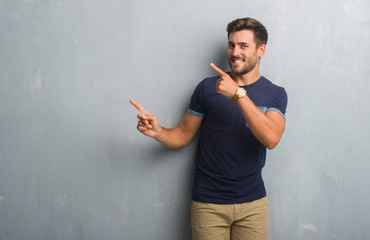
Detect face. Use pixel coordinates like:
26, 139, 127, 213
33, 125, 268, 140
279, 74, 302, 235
227, 30, 264, 75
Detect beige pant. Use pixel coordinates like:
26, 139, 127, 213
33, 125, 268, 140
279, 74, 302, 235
191, 197, 269, 240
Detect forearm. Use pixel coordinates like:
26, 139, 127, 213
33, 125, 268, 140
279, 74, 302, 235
154, 113, 202, 149
236, 96, 284, 150
154, 126, 194, 149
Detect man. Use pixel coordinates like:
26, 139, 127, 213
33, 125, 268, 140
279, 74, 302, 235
130, 17, 287, 240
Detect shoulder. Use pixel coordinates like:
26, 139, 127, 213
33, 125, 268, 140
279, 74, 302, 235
260, 76, 284, 90
259, 77, 287, 97
199, 75, 219, 86
192, 75, 219, 94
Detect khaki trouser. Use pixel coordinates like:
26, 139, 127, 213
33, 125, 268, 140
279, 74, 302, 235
191, 197, 269, 240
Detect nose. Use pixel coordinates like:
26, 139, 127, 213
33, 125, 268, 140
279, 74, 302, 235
232, 46, 241, 56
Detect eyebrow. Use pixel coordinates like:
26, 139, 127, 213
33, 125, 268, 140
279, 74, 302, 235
228, 41, 250, 46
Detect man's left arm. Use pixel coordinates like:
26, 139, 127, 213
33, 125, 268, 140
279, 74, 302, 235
236, 97, 285, 150
211, 63, 286, 150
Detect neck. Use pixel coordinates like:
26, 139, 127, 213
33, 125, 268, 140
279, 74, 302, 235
231, 66, 261, 86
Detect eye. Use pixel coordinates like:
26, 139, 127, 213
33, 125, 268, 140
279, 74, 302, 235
241, 44, 248, 49
228, 43, 235, 49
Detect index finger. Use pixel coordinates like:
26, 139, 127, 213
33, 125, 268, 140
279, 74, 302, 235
129, 99, 149, 115
210, 63, 227, 77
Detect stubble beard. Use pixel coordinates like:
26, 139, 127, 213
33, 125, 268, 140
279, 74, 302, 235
229, 56, 259, 75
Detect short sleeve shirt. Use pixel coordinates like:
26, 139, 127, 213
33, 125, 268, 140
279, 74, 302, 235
188, 75, 287, 204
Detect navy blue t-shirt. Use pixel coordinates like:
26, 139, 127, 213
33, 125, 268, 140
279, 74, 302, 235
188, 75, 287, 204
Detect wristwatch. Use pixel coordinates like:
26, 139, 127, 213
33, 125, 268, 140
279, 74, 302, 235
232, 87, 246, 103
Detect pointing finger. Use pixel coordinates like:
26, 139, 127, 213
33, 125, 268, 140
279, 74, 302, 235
129, 99, 144, 112
210, 63, 227, 77
129, 99, 150, 115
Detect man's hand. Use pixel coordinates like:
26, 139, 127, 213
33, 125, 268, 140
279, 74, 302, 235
129, 99, 161, 138
130, 99, 203, 149
211, 63, 239, 99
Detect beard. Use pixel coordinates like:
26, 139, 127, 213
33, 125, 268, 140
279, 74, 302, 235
228, 55, 259, 75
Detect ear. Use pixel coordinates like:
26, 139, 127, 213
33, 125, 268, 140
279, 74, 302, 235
257, 44, 266, 58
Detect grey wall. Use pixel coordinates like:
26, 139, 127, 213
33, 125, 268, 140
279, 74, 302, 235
1, 0, 370, 239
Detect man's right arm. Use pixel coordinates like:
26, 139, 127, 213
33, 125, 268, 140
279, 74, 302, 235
152, 113, 203, 149
130, 99, 203, 149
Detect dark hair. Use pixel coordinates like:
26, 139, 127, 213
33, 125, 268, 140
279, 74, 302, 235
226, 17, 268, 47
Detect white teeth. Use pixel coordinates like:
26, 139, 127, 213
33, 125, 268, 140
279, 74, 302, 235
234, 60, 243, 63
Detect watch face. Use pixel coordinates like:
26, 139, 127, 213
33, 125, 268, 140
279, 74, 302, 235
237, 88, 246, 97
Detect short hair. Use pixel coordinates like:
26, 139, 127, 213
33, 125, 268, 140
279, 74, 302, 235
226, 17, 268, 47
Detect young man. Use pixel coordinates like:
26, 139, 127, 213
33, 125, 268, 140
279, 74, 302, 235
130, 17, 287, 240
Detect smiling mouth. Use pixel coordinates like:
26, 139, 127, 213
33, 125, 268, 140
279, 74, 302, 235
231, 57, 245, 64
